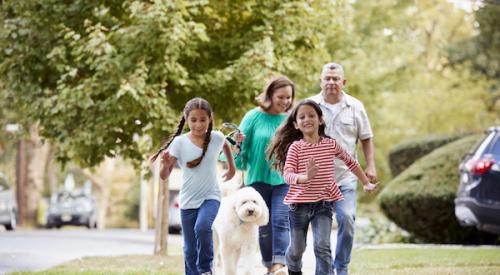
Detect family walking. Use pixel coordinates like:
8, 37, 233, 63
151, 62, 378, 275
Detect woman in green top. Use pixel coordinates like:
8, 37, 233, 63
235, 76, 295, 275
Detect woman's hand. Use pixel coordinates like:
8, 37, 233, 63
222, 167, 235, 182
222, 141, 236, 182
235, 132, 246, 143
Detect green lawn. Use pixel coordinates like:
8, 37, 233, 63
14, 247, 500, 275
350, 247, 500, 275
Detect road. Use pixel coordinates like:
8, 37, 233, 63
0, 227, 322, 274
0, 228, 183, 274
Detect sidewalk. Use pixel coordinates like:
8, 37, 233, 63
250, 229, 331, 275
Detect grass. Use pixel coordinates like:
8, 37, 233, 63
350, 247, 500, 275
13, 255, 184, 275
14, 247, 500, 275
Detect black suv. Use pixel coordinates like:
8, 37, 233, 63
455, 126, 500, 234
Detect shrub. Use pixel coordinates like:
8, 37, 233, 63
388, 133, 468, 177
379, 134, 498, 244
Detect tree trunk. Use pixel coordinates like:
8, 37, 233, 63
139, 164, 148, 231
17, 126, 51, 226
81, 157, 114, 229
15, 140, 27, 226
153, 159, 169, 256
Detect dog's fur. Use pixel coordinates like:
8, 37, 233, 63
213, 187, 269, 275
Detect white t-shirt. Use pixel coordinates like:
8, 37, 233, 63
168, 131, 225, 209
310, 92, 373, 184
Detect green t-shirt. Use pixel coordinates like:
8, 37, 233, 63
236, 107, 286, 186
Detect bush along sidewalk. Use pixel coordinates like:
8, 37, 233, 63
388, 133, 469, 177
379, 134, 499, 244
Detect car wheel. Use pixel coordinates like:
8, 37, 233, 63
5, 211, 16, 231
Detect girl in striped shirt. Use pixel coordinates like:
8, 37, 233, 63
267, 99, 376, 275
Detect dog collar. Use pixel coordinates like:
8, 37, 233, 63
239, 219, 245, 225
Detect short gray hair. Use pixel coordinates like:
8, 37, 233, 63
321, 62, 345, 78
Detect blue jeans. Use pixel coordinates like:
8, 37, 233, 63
180, 199, 220, 275
250, 182, 290, 268
286, 201, 335, 275
333, 179, 357, 275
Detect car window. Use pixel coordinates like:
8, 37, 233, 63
474, 132, 496, 158
484, 133, 500, 156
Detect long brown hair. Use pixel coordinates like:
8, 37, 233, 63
267, 100, 328, 172
255, 76, 295, 112
150, 97, 213, 168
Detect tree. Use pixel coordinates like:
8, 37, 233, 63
0, 0, 330, 252
448, 2, 500, 116
0, 0, 328, 167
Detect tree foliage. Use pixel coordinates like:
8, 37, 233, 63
1, 0, 498, 180
0, 0, 327, 167
448, 2, 500, 115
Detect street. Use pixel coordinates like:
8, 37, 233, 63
0, 228, 183, 274
0, 227, 322, 274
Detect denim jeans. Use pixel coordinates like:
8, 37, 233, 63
333, 179, 357, 275
286, 201, 335, 275
250, 182, 290, 268
180, 199, 220, 275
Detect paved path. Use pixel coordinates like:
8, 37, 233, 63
0, 228, 182, 274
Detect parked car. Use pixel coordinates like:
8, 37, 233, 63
168, 192, 181, 234
455, 126, 500, 234
46, 189, 99, 229
0, 173, 16, 231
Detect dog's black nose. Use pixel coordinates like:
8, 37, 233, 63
247, 209, 254, 215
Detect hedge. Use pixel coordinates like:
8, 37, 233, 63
379, 134, 497, 244
388, 133, 469, 177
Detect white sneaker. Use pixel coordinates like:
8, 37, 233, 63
273, 266, 288, 275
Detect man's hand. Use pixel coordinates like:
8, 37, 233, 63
365, 165, 377, 183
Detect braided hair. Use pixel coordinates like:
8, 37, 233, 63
267, 99, 328, 172
150, 97, 213, 168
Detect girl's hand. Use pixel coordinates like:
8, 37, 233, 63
363, 182, 378, 192
159, 151, 176, 180
306, 158, 319, 181
161, 151, 176, 166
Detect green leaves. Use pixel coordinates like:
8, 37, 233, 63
1, 0, 325, 167
2, 0, 494, 172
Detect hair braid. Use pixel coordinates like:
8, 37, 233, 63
150, 116, 185, 162
186, 121, 213, 168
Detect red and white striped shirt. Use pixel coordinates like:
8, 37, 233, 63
283, 137, 360, 204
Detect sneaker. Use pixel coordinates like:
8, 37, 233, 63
274, 266, 288, 275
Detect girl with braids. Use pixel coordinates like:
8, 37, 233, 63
267, 100, 376, 275
232, 76, 295, 275
150, 97, 235, 275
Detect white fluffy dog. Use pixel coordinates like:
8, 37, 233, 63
213, 187, 269, 275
